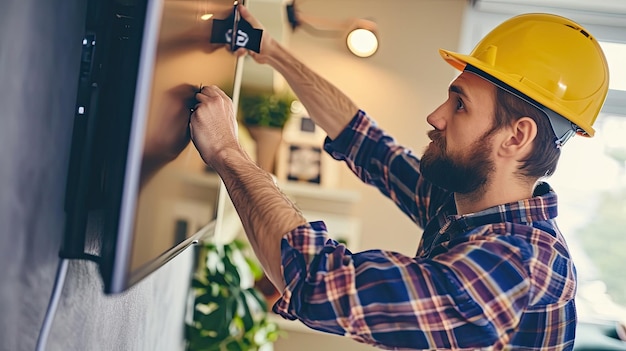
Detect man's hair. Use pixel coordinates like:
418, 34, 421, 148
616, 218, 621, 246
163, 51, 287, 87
493, 88, 561, 179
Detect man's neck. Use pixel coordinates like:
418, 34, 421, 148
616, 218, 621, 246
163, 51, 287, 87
454, 174, 535, 215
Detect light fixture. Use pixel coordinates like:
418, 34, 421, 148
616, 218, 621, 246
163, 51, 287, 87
286, 2, 379, 58
347, 27, 378, 58
200, 13, 214, 21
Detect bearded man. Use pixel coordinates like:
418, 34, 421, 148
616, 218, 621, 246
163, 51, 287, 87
189, 7, 609, 351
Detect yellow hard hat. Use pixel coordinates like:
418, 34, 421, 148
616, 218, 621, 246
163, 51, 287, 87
440, 13, 609, 140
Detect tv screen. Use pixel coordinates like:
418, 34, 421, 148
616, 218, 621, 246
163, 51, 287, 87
78, 0, 242, 294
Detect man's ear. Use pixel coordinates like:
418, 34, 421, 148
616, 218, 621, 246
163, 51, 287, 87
499, 117, 537, 158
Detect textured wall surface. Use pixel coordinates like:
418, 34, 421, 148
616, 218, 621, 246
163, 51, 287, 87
0, 1, 194, 350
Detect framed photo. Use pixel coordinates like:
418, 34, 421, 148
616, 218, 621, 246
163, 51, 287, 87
276, 104, 339, 187
286, 144, 322, 184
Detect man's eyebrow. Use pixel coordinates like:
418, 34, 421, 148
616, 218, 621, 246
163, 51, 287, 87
449, 84, 468, 98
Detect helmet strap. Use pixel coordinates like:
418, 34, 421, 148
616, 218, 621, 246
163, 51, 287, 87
543, 108, 578, 148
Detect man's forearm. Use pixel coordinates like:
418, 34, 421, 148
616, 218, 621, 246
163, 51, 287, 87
212, 147, 307, 291
265, 43, 359, 140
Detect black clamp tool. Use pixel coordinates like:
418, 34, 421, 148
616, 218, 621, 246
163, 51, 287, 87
210, 1, 263, 53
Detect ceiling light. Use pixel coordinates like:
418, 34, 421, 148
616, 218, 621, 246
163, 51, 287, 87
200, 13, 214, 21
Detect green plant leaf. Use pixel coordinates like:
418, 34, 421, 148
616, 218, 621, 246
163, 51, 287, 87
244, 257, 264, 281
187, 240, 283, 351
197, 307, 228, 334
236, 291, 254, 331
194, 286, 223, 305
246, 287, 268, 313
221, 253, 241, 287
240, 92, 295, 129
192, 276, 209, 289
225, 339, 244, 351
186, 325, 223, 351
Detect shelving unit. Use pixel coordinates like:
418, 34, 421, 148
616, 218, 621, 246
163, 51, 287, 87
174, 167, 362, 248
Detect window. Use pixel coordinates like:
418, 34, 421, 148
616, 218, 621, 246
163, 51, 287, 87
551, 38, 626, 325
550, 113, 626, 323
599, 41, 626, 92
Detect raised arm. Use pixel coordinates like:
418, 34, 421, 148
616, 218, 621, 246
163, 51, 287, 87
190, 6, 365, 293
237, 5, 358, 139
190, 85, 307, 291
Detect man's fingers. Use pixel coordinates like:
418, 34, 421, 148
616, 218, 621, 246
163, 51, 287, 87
195, 92, 211, 103
199, 85, 230, 99
239, 5, 263, 29
200, 85, 220, 96
193, 86, 233, 119
195, 87, 224, 105
201, 85, 232, 102
234, 47, 249, 58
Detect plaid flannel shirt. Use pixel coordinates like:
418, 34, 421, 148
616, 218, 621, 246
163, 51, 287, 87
273, 110, 577, 350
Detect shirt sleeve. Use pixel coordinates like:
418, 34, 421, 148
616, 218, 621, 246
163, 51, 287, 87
273, 222, 532, 350
323, 110, 450, 228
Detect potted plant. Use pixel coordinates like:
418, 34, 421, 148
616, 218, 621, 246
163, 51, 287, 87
186, 239, 281, 351
239, 91, 295, 173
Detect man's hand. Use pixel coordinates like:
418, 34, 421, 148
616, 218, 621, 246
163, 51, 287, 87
189, 85, 240, 167
233, 5, 358, 139
234, 5, 277, 64
189, 87, 305, 294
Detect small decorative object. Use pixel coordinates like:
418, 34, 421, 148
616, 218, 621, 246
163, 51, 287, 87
240, 92, 295, 174
286, 144, 322, 184
298, 116, 317, 134
275, 106, 340, 188
186, 239, 281, 351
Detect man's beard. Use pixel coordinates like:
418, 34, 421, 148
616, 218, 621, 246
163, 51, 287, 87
420, 129, 495, 194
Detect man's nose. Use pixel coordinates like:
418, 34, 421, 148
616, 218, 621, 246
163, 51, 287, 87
426, 103, 447, 130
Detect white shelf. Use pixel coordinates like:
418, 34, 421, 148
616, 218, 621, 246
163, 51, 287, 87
277, 180, 360, 204
175, 169, 360, 207
174, 169, 362, 243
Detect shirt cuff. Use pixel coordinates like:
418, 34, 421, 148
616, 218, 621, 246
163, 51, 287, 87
272, 221, 335, 319
323, 109, 374, 161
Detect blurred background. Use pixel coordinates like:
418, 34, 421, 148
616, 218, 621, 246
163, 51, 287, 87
0, 0, 624, 350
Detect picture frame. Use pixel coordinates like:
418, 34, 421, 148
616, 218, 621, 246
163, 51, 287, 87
276, 106, 340, 187
286, 144, 322, 184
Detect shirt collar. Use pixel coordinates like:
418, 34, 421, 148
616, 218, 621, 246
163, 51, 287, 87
446, 182, 558, 233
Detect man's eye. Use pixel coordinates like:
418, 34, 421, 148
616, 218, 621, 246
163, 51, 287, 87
456, 98, 465, 111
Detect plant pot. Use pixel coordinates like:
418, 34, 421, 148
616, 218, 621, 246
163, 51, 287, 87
247, 125, 283, 174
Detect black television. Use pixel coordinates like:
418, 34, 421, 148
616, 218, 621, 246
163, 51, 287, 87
65, 0, 244, 294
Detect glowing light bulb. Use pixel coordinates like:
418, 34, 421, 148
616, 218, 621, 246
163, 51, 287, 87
346, 28, 378, 58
